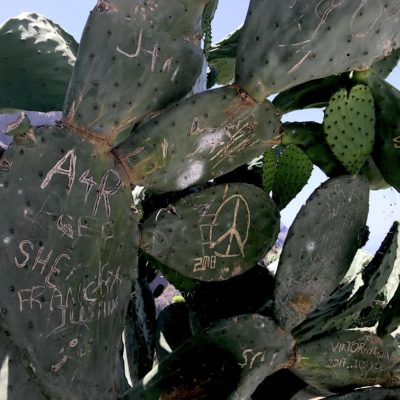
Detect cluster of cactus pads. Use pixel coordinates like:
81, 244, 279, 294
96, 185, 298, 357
2, 1, 400, 399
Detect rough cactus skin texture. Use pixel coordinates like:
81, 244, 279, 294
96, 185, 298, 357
114, 86, 281, 192
64, 0, 206, 141
274, 175, 369, 332
236, 0, 400, 101
0, 13, 78, 112
140, 183, 280, 282
3, 0, 400, 398
0, 126, 140, 399
291, 330, 400, 391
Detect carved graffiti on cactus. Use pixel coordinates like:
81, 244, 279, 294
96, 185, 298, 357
239, 349, 266, 370
15, 257, 122, 337
209, 194, 251, 258
40, 149, 122, 220
116, 29, 180, 80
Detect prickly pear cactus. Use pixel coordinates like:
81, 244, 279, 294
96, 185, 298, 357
140, 183, 280, 282
0, 126, 140, 398
123, 315, 295, 400
0, 13, 78, 112
2, 0, 400, 399
63, 0, 206, 140
274, 175, 369, 332
236, 0, 400, 100
323, 85, 375, 175
291, 329, 400, 391
113, 86, 281, 191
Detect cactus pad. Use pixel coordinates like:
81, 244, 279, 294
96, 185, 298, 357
294, 222, 399, 343
274, 175, 369, 332
326, 386, 400, 399
354, 71, 400, 192
236, 0, 400, 101
207, 27, 241, 86
282, 122, 346, 177
262, 149, 277, 194
125, 314, 295, 400
324, 85, 375, 175
272, 144, 313, 210
63, 0, 206, 141
291, 329, 400, 391
0, 13, 77, 112
114, 86, 281, 191
140, 183, 280, 282
0, 126, 140, 398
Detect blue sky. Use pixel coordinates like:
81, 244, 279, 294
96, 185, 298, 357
1, 1, 399, 253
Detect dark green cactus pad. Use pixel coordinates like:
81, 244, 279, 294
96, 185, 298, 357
262, 149, 277, 194
324, 85, 375, 175
0, 125, 140, 399
0, 332, 44, 400
326, 386, 400, 399
359, 156, 390, 190
251, 369, 307, 400
282, 122, 346, 177
202, 0, 219, 55
353, 70, 400, 192
274, 175, 369, 332
124, 277, 155, 385
114, 86, 281, 192
378, 255, 400, 338
294, 222, 399, 344
186, 264, 275, 328
63, 0, 206, 141
207, 27, 241, 86
291, 329, 400, 391
154, 301, 193, 362
0, 13, 77, 112
140, 183, 280, 282
371, 48, 400, 79
272, 144, 313, 210
143, 253, 200, 293
123, 314, 295, 400
273, 75, 346, 114
235, 0, 400, 101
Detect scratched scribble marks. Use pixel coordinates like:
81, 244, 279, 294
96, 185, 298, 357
236, 0, 400, 101
114, 86, 281, 192
63, 0, 206, 138
140, 183, 279, 282
291, 330, 400, 390
274, 175, 369, 332
0, 125, 139, 398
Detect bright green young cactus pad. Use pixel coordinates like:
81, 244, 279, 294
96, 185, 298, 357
0, 13, 78, 112
0, 125, 140, 399
291, 329, 400, 391
272, 144, 313, 210
63, 0, 206, 140
282, 122, 346, 178
114, 86, 281, 191
274, 175, 369, 332
262, 148, 277, 194
324, 85, 375, 175
235, 0, 400, 101
353, 71, 400, 192
140, 183, 280, 282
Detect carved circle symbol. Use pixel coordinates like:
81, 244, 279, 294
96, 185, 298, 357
209, 194, 251, 258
